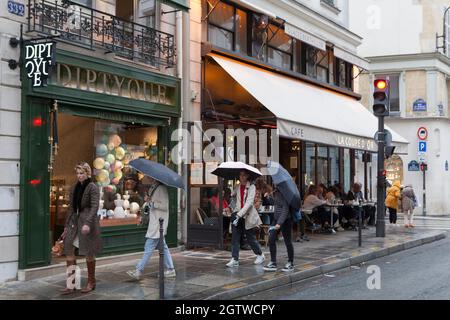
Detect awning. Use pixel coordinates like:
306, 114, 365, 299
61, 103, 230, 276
209, 54, 409, 154
159, 0, 189, 12
334, 47, 370, 70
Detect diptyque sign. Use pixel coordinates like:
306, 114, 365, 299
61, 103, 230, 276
24, 41, 56, 87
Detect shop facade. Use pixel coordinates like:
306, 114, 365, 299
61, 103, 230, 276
2, 0, 190, 274
185, 0, 408, 249
19, 48, 181, 269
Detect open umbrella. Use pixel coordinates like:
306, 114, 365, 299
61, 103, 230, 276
211, 161, 262, 180
266, 160, 301, 210
129, 158, 185, 190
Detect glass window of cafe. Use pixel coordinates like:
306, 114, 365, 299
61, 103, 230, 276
50, 113, 159, 242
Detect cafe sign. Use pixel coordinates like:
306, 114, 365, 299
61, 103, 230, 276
24, 41, 56, 87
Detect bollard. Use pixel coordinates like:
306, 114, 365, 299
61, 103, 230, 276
159, 217, 164, 300
358, 203, 362, 247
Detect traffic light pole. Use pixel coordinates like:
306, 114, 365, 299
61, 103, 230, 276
376, 116, 386, 237
422, 168, 426, 216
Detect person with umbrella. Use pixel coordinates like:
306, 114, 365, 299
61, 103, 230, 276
212, 162, 265, 267
263, 161, 299, 272
126, 159, 184, 280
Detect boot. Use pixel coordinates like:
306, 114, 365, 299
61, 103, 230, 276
59, 260, 78, 295
81, 260, 96, 293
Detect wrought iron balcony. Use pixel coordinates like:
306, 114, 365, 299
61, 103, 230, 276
27, 0, 176, 68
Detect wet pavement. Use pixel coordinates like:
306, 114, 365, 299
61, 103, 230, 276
0, 224, 446, 300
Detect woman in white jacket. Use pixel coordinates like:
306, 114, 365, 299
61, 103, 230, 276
127, 177, 176, 280
226, 170, 265, 268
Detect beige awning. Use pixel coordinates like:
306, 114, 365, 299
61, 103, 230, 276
209, 54, 408, 154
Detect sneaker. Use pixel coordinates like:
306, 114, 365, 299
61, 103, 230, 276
226, 258, 239, 268
295, 236, 303, 243
126, 269, 142, 280
404, 224, 410, 228
164, 269, 176, 278
409, 224, 415, 228
263, 262, 277, 272
254, 254, 265, 265
282, 262, 294, 272
301, 235, 310, 241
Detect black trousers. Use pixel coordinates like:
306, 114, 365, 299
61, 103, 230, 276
268, 218, 294, 264
388, 207, 397, 223
231, 217, 262, 260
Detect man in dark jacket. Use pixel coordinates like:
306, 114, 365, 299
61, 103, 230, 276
263, 188, 294, 272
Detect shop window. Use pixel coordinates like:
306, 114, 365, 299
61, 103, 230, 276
317, 146, 328, 186
303, 44, 329, 83
385, 155, 403, 185
343, 148, 351, 193
376, 74, 400, 114
51, 114, 159, 238
329, 147, 340, 186
305, 143, 316, 189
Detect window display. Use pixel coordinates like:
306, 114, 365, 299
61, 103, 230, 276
51, 114, 159, 237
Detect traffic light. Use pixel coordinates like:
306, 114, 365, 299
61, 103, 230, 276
420, 162, 428, 172
373, 79, 390, 116
384, 146, 396, 159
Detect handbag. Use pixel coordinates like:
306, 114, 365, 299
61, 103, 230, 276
51, 237, 64, 257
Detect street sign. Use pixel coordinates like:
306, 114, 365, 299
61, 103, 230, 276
419, 155, 426, 162
418, 141, 427, 152
408, 160, 420, 171
417, 127, 428, 140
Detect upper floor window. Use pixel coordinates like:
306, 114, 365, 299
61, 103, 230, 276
375, 74, 400, 114
72, 0, 92, 7
303, 44, 330, 83
208, 2, 235, 51
335, 58, 353, 90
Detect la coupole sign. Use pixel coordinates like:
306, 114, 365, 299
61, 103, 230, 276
24, 41, 56, 87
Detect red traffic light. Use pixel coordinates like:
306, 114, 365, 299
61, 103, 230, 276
375, 79, 388, 90
420, 163, 428, 172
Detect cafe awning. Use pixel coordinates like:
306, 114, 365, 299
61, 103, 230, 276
209, 54, 409, 154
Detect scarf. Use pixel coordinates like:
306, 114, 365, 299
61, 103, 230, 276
147, 181, 160, 200
73, 178, 91, 213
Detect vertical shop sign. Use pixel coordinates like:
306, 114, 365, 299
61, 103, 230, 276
24, 41, 56, 87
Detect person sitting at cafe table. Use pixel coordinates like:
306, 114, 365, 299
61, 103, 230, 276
342, 183, 366, 229
302, 185, 328, 230
208, 188, 231, 237
325, 186, 343, 231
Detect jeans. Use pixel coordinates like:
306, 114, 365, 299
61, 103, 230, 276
388, 207, 397, 224
268, 218, 294, 264
231, 217, 262, 260
136, 237, 174, 272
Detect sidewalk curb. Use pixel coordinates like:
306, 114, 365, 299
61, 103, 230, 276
17, 245, 185, 282
200, 231, 447, 300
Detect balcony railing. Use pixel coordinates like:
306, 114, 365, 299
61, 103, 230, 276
27, 0, 176, 68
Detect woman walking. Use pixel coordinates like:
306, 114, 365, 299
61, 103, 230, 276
385, 180, 401, 226
401, 184, 417, 228
263, 186, 294, 272
226, 170, 265, 267
127, 177, 176, 280
60, 162, 102, 294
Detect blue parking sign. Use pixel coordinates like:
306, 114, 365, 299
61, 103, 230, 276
419, 141, 427, 152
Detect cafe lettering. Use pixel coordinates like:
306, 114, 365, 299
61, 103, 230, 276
24, 41, 55, 87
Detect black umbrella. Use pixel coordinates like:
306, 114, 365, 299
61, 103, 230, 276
129, 158, 185, 190
266, 161, 301, 210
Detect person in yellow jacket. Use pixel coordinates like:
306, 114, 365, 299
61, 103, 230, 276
385, 180, 401, 225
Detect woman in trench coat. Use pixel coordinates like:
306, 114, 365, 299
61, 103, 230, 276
60, 162, 102, 294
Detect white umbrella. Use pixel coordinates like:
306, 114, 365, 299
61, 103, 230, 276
211, 161, 262, 180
